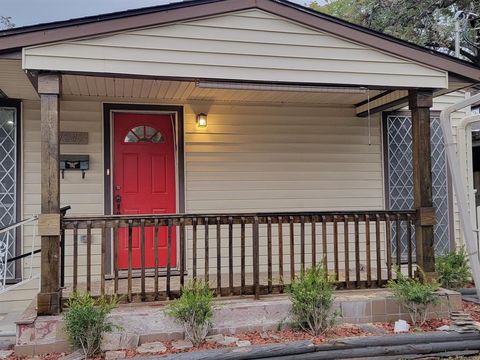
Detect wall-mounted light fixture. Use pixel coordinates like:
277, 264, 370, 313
196, 113, 208, 128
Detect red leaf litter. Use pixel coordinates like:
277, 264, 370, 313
8, 301, 480, 359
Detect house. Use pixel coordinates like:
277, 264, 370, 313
0, 0, 479, 316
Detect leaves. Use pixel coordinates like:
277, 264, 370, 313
310, 0, 480, 65
0, 16, 14, 30
166, 280, 214, 346
63, 293, 118, 357
288, 265, 339, 336
436, 247, 471, 289
387, 271, 439, 326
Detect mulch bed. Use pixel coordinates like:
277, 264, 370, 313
7, 300, 480, 360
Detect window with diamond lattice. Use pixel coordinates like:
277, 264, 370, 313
0, 108, 17, 280
386, 114, 450, 259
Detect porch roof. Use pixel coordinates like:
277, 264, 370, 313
0, 0, 479, 85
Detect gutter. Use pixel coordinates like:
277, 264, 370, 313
440, 93, 480, 299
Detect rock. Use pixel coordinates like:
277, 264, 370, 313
218, 336, 239, 346
0, 350, 13, 359
236, 340, 251, 347
205, 334, 224, 343
394, 320, 410, 334
171, 339, 193, 350
105, 350, 126, 360
136, 341, 167, 354
260, 332, 269, 339
358, 323, 387, 335
58, 350, 85, 360
101, 332, 139, 351
437, 325, 451, 331
270, 334, 282, 341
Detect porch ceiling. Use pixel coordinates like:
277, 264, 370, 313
61, 75, 383, 106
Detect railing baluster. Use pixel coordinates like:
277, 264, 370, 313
354, 214, 360, 287
385, 214, 392, 281
216, 217, 221, 297
100, 221, 106, 296
192, 217, 197, 279
300, 216, 305, 274
166, 219, 173, 299
344, 215, 350, 287
127, 220, 133, 303
311, 217, 316, 268
365, 215, 371, 287
73, 222, 78, 292
180, 217, 185, 288
333, 216, 339, 281
86, 220, 92, 293
253, 216, 260, 300
167, 219, 172, 299
140, 219, 146, 301
321, 216, 327, 273
267, 216, 272, 294
241, 217, 246, 295
228, 217, 234, 295
375, 214, 382, 286
407, 214, 413, 278
154, 219, 159, 298
289, 216, 295, 282
396, 214, 401, 270
278, 216, 284, 293
204, 217, 209, 284
113, 220, 119, 295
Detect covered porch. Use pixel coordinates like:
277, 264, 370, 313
1, 0, 479, 315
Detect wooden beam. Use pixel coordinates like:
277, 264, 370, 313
37, 72, 62, 315
356, 90, 408, 117
409, 89, 436, 279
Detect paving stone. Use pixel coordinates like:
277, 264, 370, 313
136, 341, 167, 354
236, 340, 251, 347
58, 350, 85, 360
205, 334, 224, 343
0, 350, 13, 359
171, 339, 193, 350
105, 350, 126, 360
218, 336, 239, 346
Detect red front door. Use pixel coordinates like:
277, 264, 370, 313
113, 112, 177, 269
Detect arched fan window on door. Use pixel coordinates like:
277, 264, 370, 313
124, 125, 164, 143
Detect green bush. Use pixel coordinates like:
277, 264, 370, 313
288, 265, 338, 336
166, 280, 214, 345
387, 271, 439, 326
63, 293, 118, 357
436, 247, 471, 290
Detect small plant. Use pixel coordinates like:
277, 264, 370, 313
166, 280, 214, 346
288, 265, 338, 336
436, 247, 471, 290
387, 271, 439, 327
63, 292, 118, 357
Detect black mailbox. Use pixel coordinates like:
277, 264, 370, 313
60, 155, 89, 179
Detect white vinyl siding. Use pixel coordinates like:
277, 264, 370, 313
23, 10, 447, 89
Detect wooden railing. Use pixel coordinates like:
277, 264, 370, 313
61, 210, 416, 303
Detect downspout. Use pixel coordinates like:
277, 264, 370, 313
440, 93, 480, 298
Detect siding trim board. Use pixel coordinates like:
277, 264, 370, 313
102, 103, 185, 274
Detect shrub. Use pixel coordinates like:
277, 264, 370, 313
166, 280, 214, 345
436, 247, 471, 290
63, 293, 118, 357
387, 271, 439, 326
288, 265, 338, 336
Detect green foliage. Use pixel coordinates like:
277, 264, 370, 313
63, 293, 118, 357
166, 280, 214, 345
436, 247, 471, 290
387, 271, 439, 326
309, 0, 480, 65
288, 265, 339, 336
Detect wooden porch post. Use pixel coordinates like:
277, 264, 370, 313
37, 73, 62, 315
408, 89, 436, 279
